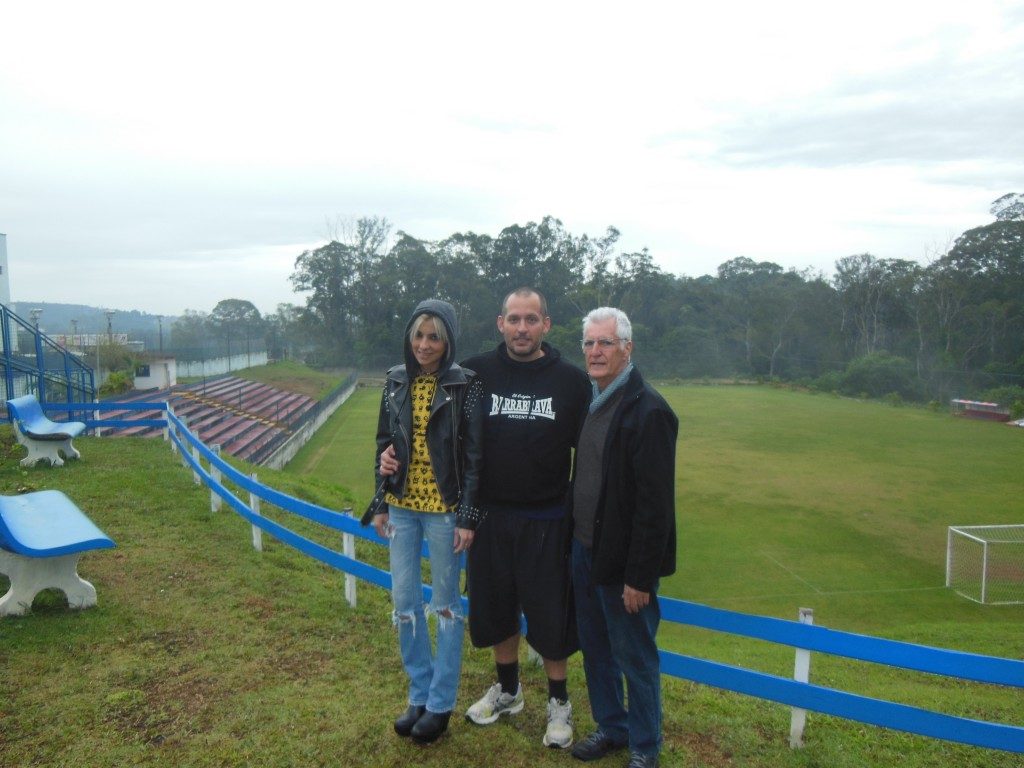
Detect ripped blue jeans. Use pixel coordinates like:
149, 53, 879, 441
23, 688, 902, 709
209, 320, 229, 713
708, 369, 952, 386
387, 504, 464, 714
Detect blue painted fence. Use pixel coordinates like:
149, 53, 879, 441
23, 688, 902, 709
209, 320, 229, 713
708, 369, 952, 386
38, 399, 1024, 754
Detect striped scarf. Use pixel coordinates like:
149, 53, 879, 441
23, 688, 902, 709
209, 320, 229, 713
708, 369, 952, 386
589, 362, 634, 413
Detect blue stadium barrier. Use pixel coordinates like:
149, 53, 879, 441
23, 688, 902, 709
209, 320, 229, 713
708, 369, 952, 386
42, 399, 1024, 754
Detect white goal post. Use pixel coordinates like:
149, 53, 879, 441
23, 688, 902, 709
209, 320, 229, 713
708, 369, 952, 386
946, 525, 1024, 605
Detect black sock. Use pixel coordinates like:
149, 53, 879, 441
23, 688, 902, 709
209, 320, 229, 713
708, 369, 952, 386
497, 661, 519, 695
548, 677, 568, 702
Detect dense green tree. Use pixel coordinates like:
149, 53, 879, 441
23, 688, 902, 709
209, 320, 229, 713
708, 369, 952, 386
285, 209, 1023, 403
169, 310, 209, 351
990, 192, 1024, 222
209, 299, 264, 361
264, 303, 308, 361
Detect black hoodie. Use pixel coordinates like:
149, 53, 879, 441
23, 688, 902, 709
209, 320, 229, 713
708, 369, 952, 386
462, 341, 590, 515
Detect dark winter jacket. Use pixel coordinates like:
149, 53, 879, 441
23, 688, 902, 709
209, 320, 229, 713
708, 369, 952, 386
362, 299, 484, 529
572, 366, 678, 591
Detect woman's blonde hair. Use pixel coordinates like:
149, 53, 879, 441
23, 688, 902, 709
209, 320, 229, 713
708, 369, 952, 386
409, 313, 449, 349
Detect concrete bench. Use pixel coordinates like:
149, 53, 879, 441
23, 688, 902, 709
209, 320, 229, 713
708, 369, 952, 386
6, 395, 87, 467
0, 490, 116, 616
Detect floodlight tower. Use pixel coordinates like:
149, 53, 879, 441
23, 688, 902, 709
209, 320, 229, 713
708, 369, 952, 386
0, 232, 17, 351
0, 233, 10, 308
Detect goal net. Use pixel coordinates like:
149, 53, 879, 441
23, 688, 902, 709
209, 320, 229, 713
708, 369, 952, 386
946, 525, 1024, 605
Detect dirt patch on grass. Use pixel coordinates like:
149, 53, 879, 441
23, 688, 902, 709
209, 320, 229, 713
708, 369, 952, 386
271, 646, 334, 681
665, 729, 738, 767
103, 666, 223, 746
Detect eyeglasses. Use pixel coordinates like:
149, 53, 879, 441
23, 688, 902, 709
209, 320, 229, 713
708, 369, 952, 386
581, 337, 622, 351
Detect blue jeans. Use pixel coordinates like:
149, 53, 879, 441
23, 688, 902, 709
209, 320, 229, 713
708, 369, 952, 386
572, 537, 662, 757
387, 505, 464, 714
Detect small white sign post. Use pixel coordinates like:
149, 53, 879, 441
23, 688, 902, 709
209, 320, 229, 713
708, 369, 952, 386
790, 607, 814, 748
249, 472, 263, 552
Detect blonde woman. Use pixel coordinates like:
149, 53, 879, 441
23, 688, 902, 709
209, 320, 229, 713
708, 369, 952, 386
362, 299, 483, 744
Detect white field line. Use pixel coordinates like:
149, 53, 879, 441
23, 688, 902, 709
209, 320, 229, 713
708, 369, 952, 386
761, 552, 823, 594
702, 585, 947, 606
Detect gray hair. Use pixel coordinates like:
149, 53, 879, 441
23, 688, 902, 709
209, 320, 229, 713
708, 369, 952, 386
582, 307, 632, 342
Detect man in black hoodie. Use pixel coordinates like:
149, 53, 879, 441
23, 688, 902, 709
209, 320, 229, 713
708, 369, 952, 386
456, 288, 590, 748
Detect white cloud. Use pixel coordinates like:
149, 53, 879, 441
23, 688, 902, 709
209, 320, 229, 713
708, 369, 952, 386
1, 1, 1021, 314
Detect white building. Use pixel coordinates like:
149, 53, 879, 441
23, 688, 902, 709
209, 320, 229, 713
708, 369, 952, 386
134, 357, 177, 390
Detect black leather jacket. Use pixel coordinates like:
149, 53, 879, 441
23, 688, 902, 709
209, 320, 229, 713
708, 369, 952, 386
366, 363, 485, 529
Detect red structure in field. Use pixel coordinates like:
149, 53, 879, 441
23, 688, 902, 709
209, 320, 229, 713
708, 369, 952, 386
949, 399, 1011, 422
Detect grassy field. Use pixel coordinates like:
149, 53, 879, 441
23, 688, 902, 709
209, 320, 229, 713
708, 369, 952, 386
1, 384, 1022, 767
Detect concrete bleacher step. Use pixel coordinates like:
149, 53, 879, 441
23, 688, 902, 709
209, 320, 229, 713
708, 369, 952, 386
99, 375, 318, 464
224, 424, 284, 460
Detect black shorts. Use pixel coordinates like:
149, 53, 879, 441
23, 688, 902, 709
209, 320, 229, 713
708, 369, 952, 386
467, 511, 578, 660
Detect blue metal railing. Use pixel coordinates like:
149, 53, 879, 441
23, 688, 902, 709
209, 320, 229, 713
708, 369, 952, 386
26, 399, 1024, 754
0, 304, 95, 420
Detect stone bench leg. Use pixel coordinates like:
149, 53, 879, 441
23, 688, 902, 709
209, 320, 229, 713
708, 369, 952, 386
0, 549, 98, 617
14, 432, 80, 468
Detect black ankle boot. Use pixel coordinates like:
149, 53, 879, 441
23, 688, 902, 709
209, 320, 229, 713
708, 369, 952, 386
394, 704, 426, 737
410, 710, 451, 744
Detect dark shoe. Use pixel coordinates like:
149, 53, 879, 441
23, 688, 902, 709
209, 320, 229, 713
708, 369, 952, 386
627, 751, 659, 768
411, 710, 451, 744
571, 730, 627, 761
394, 704, 426, 737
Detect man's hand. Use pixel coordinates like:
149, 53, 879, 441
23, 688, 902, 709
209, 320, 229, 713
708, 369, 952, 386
379, 444, 400, 476
622, 585, 650, 614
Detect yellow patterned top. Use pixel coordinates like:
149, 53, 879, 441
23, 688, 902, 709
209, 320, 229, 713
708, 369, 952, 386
385, 375, 453, 514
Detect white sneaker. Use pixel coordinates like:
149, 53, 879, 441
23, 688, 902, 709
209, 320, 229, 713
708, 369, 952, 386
543, 697, 574, 749
465, 682, 525, 725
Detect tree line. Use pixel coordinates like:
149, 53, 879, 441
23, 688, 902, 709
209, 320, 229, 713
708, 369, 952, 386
177, 195, 1024, 410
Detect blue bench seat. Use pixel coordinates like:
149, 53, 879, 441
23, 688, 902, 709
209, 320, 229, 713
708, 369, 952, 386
6, 395, 87, 467
0, 490, 116, 616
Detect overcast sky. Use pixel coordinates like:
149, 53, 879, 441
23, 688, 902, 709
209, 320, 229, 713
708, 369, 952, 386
2, 1, 1022, 318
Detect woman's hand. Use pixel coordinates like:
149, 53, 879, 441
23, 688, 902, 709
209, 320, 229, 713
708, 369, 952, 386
379, 444, 400, 476
453, 527, 474, 553
373, 512, 391, 539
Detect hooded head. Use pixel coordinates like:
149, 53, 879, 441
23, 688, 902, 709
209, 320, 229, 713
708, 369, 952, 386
403, 299, 459, 376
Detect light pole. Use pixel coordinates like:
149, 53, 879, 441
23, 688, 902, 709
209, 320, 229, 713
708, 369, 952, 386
29, 308, 42, 329
71, 319, 78, 350
105, 310, 115, 344
157, 316, 164, 354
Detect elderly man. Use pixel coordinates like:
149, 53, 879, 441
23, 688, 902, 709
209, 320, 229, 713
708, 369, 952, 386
569, 307, 678, 768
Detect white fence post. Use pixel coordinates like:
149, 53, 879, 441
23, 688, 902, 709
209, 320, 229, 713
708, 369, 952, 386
789, 607, 814, 748
210, 445, 222, 512
190, 440, 201, 485
168, 406, 178, 455
162, 403, 170, 442
178, 416, 190, 468
249, 472, 263, 552
343, 522, 357, 609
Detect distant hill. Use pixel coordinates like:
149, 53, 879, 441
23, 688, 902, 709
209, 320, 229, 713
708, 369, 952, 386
7, 301, 177, 337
